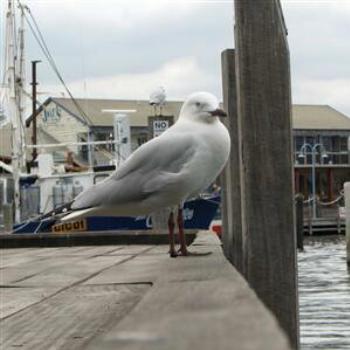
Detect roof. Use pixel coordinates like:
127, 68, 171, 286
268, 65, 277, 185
292, 105, 350, 130
27, 98, 350, 130
29, 97, 183, 127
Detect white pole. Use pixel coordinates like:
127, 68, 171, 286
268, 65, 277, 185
7, 0, 21, 223
312, 149, 316, 219
87, 131, 93, 168
17, 3, 27, 169
344, 182, 350, 265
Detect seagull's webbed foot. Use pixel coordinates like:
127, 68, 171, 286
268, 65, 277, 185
177, 246, 189, 256
169, 249, 178, 258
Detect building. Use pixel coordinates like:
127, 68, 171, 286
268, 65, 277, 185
293, 105, 350, 201
25, 97, 182, 166
2, 98, 350, 201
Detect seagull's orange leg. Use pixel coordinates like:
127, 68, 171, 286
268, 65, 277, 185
177, 207, 188, 256
168, 211, 177, 257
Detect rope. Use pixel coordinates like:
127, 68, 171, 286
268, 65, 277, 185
11, 194, 54, 234
303, 197, 314, 204
317, 194, 344, 207
18, 1, 94, 127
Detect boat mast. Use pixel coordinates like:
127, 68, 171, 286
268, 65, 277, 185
5, 0, 26, 223
17, 2, 27, 167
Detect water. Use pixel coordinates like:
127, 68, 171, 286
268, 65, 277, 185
299, 236, 350, 349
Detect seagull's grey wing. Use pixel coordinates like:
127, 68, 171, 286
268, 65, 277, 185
71, 133, 196, 210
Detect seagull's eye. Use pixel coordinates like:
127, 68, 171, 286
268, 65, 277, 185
195, 102, 201, 107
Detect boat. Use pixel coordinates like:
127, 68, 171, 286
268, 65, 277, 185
13, 195, 220, 234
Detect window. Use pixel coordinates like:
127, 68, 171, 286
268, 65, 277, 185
295, 136, 304, 152
77, 133, 88, 161
137, 135, 148, 146
340, 137, 348, 152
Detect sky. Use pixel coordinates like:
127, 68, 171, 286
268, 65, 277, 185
1, 0, 350, 116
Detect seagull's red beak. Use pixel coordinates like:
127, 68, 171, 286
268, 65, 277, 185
210, 108, 227, 117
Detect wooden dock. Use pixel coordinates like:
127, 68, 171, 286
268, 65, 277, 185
0, 232, 291, 350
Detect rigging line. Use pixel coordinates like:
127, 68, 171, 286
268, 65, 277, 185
25, 12, 94, 127
20, 4, 81, 105
18, 3, 126, 164
21, 87, 45, 108
23, 13, 93, 127
17, 1, 126, 163
18, 2, 94, 128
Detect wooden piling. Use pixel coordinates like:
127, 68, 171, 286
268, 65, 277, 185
232, 0, 299, 347
344, 182, 350, 265
295, 194, 304, 251
221, 49, 244, 272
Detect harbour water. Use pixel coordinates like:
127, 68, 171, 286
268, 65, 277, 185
299, 236, 350, 349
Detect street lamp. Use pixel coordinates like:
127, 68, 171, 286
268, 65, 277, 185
298, 143, 328, 220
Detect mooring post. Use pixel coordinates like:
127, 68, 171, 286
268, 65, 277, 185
234, 0, 299, 347
295, 193, 304, 251
221, 49, 244, 272
344, 182, 350, 265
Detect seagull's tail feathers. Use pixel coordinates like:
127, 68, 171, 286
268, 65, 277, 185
60, 207, 96, 222
36, 200, 94, 224
39, 201, 75, 221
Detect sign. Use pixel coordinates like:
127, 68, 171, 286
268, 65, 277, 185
51, 219, 87, 233
153, 120, 169, 137
43, 105, 62, 123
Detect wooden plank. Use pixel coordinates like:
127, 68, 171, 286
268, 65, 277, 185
221, 49, 244, 272
1, 284, 149, 350
295, 194, 304, 250
234, 0, 299, 347
345, 182, 350, 265
86, 233, 291, 350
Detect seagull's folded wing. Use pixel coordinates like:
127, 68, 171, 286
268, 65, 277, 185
71, 132, 197, 210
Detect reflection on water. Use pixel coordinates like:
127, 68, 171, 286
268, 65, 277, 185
298, 236, 350, 350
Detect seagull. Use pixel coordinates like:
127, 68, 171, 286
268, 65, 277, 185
50, 92, 230, 257
149, 86, 166, 106
149, 86, 166, 115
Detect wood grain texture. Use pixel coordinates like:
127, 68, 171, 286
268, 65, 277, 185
221, 49, 244, 273
234, 0, 299, 347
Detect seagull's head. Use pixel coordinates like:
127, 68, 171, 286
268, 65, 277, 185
179, 92, 227, 123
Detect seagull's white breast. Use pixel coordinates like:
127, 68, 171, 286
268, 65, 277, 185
172, 118, 231, 199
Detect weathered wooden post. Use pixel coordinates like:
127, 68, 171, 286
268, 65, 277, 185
344, 182, 350, 265
231, 0, 299, 347
295, 194, 304, 251
221, 49, 244, 272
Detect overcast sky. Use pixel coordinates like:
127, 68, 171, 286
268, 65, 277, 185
1, 0, 350, 116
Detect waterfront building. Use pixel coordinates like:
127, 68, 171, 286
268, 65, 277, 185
1, 98, 350, 201
293, 105, 350, 201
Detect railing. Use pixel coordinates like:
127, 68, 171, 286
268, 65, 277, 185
301, 192, 345, 234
